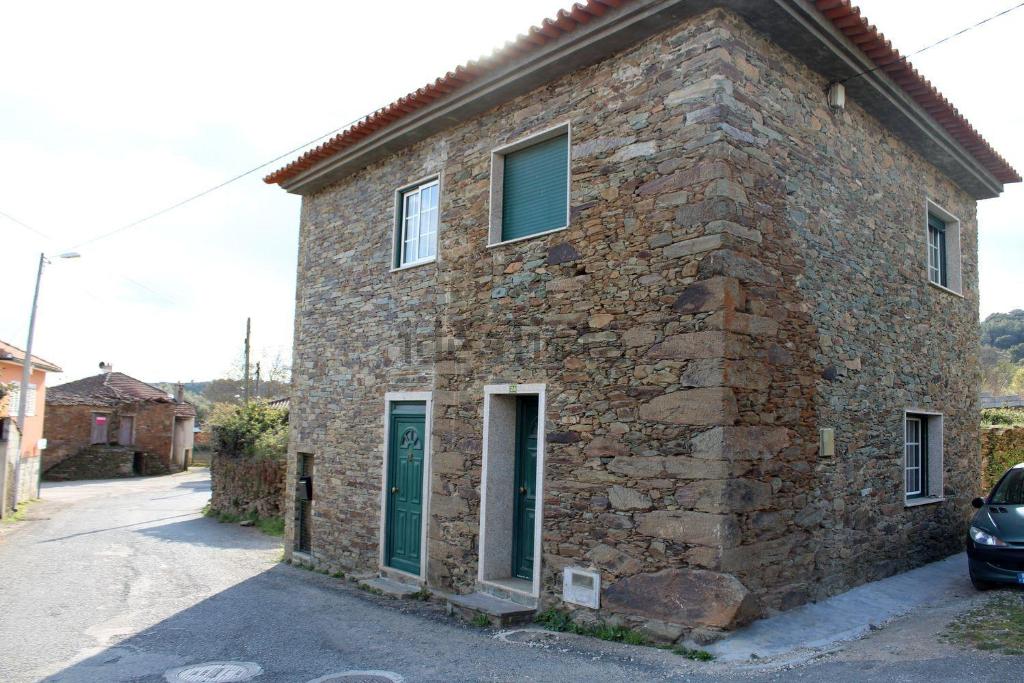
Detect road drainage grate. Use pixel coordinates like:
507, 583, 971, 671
164, 661, 263, 682
307, 672, 403, 683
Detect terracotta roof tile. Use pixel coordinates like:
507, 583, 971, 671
47, 372, 194, 419
0, 339, 62, 373
264, 0, 1019, 188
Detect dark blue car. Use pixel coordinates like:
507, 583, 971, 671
967, 463, 1024, 589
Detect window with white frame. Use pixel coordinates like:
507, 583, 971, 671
904, 412, 943, 502
395, 179, 439, 268
6, 382, 37, 418
924, 201, 962, 294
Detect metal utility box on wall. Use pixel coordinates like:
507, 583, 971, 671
562, 567, 600, 609
297, 476, 313, 501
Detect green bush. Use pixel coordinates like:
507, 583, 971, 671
985, 449, 1024, 490
209, 400, 288, 459
982, 408, 1024, 427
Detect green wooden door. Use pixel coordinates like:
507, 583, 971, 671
386, 402, 426, 575
512, 396, 539, 581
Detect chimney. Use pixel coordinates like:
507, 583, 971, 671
176, 383, 185, 403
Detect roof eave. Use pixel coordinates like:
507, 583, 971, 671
280, 0, 1009, 201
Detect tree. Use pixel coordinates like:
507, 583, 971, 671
1011, 367, 1024, 396
980, 346, 1018, 395
982, 310, 1024, 349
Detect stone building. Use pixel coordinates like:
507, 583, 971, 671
265, 0, 1019, 636
44, 372, 196, 480
0, 340, 62, 514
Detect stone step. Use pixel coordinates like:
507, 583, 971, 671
447, 591, 536, 627
359, 577, 422, 599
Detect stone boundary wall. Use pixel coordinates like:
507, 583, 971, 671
210, 453, 286, 519
981, 426, 1024, 489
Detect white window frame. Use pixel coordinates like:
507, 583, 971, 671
378, 391, 433, 583
903, 409, 944, 506
478, 383, 547, 601
392, 176, 440, 271
6, 382, 37, 418
905, 416, 923, 497
488, 122, 571, 247
924, 199, 963, 297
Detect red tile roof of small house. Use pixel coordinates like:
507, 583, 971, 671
0, 339, 63, 373
263, 0, 1019, 188
47, 372, 196, 418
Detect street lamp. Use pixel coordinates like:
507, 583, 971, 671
8, 251, 80, 510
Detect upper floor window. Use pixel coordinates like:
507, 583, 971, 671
489, 124, 570, 245
394, 178, 438, 268
924, 200, 962, 295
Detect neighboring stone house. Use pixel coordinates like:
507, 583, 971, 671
0, 340, 62, 514
44, 372, 196, 480
265, 0, 1019, 636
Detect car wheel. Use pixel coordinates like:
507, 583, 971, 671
970, 572, 993, 591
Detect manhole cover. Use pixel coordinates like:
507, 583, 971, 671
307, 672, 403, 683
165, 661, 263, 683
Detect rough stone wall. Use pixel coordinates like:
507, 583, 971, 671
44, 445, 136, 480
210, 453, 286, 519
287, 7, 986, 633
44, 401, 178, 475
700, 12, 982, 609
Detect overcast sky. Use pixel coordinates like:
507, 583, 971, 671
2, 0, 1022, 386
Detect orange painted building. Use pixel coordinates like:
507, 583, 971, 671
0, 340, 62, 512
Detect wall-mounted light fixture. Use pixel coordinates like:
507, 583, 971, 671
828, 82, 846, 112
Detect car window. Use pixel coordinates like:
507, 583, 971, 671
991, 468, 1024, 505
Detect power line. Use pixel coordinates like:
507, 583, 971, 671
2, 208, 181, 304
68, 112, 370, 250
842, 1, 1024, 85
0, 208, 53, 241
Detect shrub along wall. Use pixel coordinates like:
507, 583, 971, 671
981, 426, 1024, 490
209, 453, 286, 519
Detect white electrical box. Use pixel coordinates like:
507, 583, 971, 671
37, 438, 48, 450
562, 567, 601, 609
820, 428, 835, 457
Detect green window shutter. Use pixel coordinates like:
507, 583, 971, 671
501, 133, 569, 242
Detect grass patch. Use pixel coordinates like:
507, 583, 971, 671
1, 499, 37, 524
945, 592, 1024, 656
409, 588, 432, 601
534, 609, 714, 660
205, 507, 283, 537
331, 571, 346, 579
256, 516, 284, 536
471, 613, 491, 627
672, 645, 715, 661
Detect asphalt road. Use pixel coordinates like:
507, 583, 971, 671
0, 471, 1019, 682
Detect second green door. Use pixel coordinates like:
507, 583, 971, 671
512, 396, 538, 581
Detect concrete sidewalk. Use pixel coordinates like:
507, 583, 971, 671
707, 553, 972, 662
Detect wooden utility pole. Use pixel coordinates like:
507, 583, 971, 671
243, 317, 251, 404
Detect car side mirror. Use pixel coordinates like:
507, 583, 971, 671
972, 497, 985, 509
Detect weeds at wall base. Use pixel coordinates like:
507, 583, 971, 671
535, 608, 714, 660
